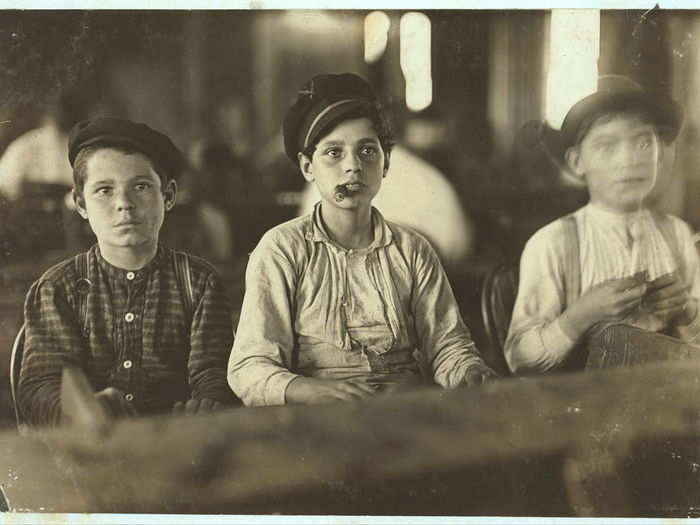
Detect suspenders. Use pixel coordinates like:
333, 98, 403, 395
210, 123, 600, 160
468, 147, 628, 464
558, 210, 682, 370
561, 214, 581, 307
650, 210, 683, 281
172, 250, 195, 323
73, 249, 195, 336
74, 252, 92, 337
559, 210, 682, 305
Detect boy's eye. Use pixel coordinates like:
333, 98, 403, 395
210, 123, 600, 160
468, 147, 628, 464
595, 142, 615, 153
360, 145, 378, 157
324, 147, 342, 158
95, 187, 112, 195
134, 182, 151, 191
637, 136, 653, 150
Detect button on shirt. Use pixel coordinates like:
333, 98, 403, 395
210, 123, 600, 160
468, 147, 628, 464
19, 245, 236, 426
228, 204, 486, 407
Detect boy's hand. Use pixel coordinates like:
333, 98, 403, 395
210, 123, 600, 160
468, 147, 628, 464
95, 387, 138, 418
285, 377, 377, 404
561, 277, 647, 340
463, 363, 498, 386
643, 272, 697, 325
172, 398, 223, 415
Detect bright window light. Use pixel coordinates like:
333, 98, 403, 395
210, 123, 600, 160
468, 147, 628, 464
400, 12, 432, 112
545, 9, 600, 129
365, 11, 391, 64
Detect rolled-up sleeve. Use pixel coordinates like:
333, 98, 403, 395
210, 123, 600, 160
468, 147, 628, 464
410, 237, 488, 388
18, 279, 83, 426
504, 223, 577, 374
227, 233, 302, 406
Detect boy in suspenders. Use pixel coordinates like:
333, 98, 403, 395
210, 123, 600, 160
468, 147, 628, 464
18, 118, 237, 426
506, 76, 700, 374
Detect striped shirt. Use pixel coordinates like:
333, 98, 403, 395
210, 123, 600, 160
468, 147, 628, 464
18, 245, 237, 426
505, 203, 700, 374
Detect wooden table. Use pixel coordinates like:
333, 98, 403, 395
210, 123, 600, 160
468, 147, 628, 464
2, 349, 700, 516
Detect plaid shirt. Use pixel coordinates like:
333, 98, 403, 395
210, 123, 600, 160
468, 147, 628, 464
18, 245, 236, 426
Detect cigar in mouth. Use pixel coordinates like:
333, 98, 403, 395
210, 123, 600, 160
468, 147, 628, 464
334, 183, 363, 202
334, 184, 350, 202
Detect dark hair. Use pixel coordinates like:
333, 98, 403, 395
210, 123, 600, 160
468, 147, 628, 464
300, 101, 394, 160
573, 108, 662, 149
73, 143, 170, 196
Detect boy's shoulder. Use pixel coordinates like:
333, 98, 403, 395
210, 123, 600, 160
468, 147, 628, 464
646, 208, 691, 231
526, 211, 582, 251
264, 214, 310, 242
383, 218, 435, 253
34, 253, 83, 288
255, 214, 314, 255
170, 248, 220, 278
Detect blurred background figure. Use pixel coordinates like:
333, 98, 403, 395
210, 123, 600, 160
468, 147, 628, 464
402, 106, 453, 177
189, 97, 280, 258
0, 89, 85, 259
159, 160, 234, 266
214, 97, 255, 162
0, 89, 79, 201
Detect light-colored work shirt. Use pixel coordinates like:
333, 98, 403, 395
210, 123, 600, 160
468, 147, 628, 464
506, 203, 700, 374
228, 204, 486, 406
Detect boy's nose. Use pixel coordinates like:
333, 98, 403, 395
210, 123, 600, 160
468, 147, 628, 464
343, 153, 361, 173
115, 190, 136, 210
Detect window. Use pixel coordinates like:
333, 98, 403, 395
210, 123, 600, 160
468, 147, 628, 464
545, 9, 600, 128
400, 12, 432, 112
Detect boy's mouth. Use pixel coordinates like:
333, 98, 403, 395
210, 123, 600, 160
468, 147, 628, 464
334, 183, 364, 202
617, 176, 649, 185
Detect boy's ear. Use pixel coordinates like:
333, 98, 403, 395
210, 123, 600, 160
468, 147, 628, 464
73, 190, 88, 219
565, 146, 585, 179
163, 179, 177, 211
298, 152, 314, 183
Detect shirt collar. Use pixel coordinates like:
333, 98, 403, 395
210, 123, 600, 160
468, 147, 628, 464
305, 202, 393, 250
586, 201, 647, 228
95, 244, 167, 282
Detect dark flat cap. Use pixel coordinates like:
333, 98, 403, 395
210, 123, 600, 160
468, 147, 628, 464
283, 73, 381, 162
555, 75, 683, 159
68, 118, 185, 179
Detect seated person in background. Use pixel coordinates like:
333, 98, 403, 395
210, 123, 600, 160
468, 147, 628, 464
18, 118, 237, 426
0, 90, 78, 202
228, 73, 495, 407
505, 76, 700, 375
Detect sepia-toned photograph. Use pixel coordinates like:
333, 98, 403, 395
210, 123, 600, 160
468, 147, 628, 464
0, 7, 700, 520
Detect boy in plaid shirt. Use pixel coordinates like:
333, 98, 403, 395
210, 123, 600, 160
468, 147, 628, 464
18, 118, 237, 426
